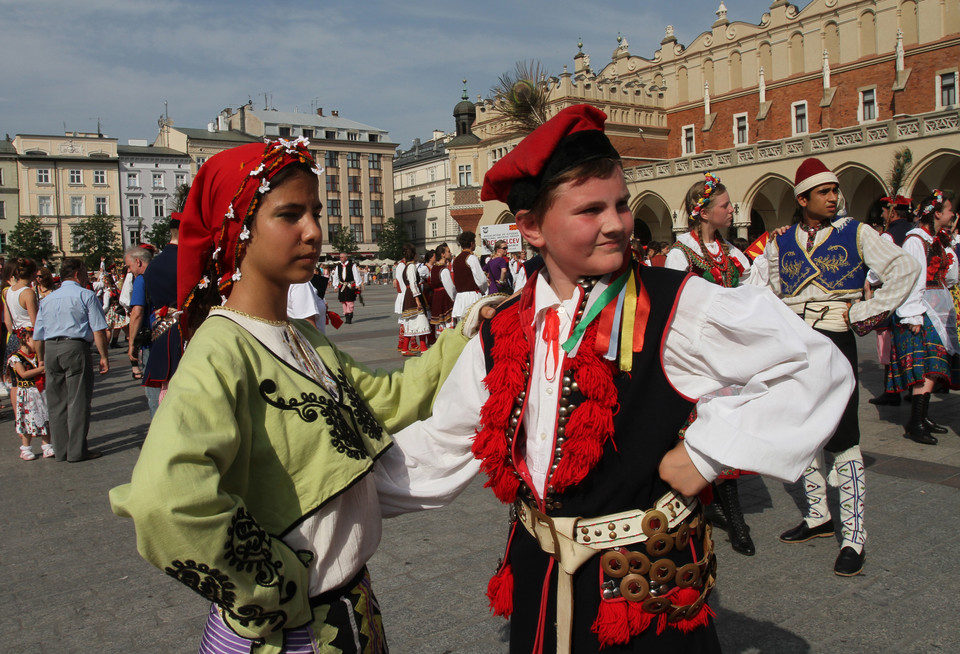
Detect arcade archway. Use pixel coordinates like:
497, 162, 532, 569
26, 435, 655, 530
631, 191, 674, 245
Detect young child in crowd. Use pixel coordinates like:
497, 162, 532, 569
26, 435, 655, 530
8, 327, 51, 460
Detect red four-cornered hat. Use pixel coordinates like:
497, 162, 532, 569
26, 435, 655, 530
481, 104, 620, 213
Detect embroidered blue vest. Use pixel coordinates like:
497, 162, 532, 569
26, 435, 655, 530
777, 220, 867, 297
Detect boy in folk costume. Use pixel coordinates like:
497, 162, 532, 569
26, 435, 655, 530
757, 158, 921, 577
382, 106, 852, 652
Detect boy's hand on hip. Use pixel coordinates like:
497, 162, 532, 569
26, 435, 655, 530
659, 443, 709, 497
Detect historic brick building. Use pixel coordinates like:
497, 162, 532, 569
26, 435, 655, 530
450, 0, 960, 243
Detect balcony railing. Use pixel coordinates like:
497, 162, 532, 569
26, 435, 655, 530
624, 108, 960, 183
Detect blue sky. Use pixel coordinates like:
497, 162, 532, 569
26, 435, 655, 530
0, 0, 778, 150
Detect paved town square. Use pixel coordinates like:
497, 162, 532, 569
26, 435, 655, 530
1, 284, 958, 653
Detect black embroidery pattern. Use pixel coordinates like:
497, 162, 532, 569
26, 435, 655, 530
225, 508, 296, 603
259, 379, 367, 460
166, 559, 237, 607
336, 370, 385, 442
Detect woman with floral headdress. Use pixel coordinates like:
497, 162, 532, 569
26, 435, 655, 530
665, 173, 756, 557
109, 138, 489, 654
886, 189, 959, 445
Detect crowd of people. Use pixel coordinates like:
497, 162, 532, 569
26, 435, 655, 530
2, 103, 956, 653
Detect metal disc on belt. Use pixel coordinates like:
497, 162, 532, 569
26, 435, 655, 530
649, 559, 677, 584
676, 563, 701, 588
600, 550, 629, 578
641, 510, 669, 536
619, 574, 650, 602
674, 523, 690, 549
626, 551, 651, 575
645, 532, 674, 557
642, 596, 672, 614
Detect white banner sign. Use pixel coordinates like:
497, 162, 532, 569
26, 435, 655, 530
478, 223, 523, 255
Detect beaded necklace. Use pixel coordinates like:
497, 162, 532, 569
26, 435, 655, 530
472, 272, 618, 511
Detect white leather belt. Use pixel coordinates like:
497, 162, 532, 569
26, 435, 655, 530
513, 490, 699, 654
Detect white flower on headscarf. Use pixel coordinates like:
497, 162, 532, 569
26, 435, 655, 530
212, 246, 221, 260
225, 204, 235, 221
220, 294, 228, 305
311, 164, 325, 176
198, 276, 210, 289
239, 225, 251, 241
232, 270, 242, 282
249, 163, 265, 177
258, 178, 270, 195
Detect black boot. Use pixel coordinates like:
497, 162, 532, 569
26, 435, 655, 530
904, 393, 937, 445
921, 392, 947, 434
714, 479, 755, 556
345, 313, 352, 324
868, 391, 901, 406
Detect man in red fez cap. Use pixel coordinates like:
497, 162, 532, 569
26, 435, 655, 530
386, 107, 854, 653
756, 157, 921, 577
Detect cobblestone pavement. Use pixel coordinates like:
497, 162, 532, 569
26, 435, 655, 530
1, 284, 957, 653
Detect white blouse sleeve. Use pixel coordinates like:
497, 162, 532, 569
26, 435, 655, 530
440, 267, 456, 301
663, 247, 690, 272
663, 277, 854, 483
895, 235, 927, 323
375, 338, 485, 516
468, 256, 489, 292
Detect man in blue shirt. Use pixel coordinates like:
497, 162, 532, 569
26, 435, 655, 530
125, 245, 160, 416
34, 258, 110, 462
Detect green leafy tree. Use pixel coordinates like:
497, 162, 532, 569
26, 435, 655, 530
174, 183, 191, 213
8, 216, 57, 263
330, 227, 359, 255
71, 214, 122, 269
144, 217, 172, 250
376, 217, 406, 261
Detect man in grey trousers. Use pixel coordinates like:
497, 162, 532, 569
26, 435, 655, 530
34, 258, 110, 462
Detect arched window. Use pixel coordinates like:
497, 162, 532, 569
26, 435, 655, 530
790, 32, 804, 75
677, 67, 689, 103
859, 11, 877, 57
729, 51, 743, 90
703, 59, 715, 93
899, 1, 918, 45
758, 42, 773, 80
822, 22, 840, 65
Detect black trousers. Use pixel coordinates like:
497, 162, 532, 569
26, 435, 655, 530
815, 327, 860, 452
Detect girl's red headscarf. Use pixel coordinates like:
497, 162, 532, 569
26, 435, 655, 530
177, 138, 323, 323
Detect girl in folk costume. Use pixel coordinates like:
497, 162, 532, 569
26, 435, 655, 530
665, 173, 756, 557
429, 243, 457, 335
102, 272, 129, 347
109, 139, 486, 654
393, 258, 407, 352
399, 243, 432, 356
886, 190, 959, 444
8, 327, 51, 460
382, 105, 851, 653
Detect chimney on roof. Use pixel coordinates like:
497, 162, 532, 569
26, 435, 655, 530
332, 110, 339, 117
432, 129, 445, 141
317, 107, 323, 117
207, 121, 216, 132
